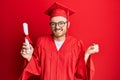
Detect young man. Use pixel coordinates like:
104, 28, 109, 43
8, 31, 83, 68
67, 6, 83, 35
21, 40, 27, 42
20, 2, 99, 80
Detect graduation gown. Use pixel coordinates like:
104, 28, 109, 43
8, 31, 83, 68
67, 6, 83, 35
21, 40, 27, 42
20, 35, 89, 80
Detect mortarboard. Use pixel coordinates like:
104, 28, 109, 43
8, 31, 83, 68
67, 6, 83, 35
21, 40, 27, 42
44, 2, 75, 20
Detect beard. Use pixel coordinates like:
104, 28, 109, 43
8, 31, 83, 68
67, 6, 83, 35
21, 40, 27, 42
52, 28, 66, 38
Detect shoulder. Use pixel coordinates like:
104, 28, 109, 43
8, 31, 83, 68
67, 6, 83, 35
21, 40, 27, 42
67, 35, 84, 45
67, 35, 85, 50
36, 35, 52, 45
38, 35, 52, 41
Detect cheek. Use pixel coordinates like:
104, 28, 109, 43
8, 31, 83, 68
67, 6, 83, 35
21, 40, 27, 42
63, 27, 67, 31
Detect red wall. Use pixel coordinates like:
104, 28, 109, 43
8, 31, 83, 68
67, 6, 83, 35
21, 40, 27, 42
0, 0, 120, 80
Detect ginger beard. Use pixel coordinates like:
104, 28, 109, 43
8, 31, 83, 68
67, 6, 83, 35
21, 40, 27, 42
50, 16, 69, 38
53, 26, 66, 38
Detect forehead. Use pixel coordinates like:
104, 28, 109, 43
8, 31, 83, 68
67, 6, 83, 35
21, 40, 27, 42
50, 16, 67, 22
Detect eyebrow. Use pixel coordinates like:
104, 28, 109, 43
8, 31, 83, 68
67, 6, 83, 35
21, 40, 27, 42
50, 21, 67, 23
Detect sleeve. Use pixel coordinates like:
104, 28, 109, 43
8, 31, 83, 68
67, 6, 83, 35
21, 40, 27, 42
86, 56, 95, 80
75, 40, 88, 80
19, 38, 42, 80
76, 41, 95, 80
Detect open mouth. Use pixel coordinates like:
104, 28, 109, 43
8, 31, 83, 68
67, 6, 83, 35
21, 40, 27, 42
55, 29, 63, 33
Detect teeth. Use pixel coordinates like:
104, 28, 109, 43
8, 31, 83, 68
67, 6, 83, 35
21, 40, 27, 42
55, 30, 61, 32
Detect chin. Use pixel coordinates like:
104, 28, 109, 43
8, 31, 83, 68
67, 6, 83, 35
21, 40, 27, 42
52, 31, 66, 38
54, 33, 65, 38
54, 35, 62, 38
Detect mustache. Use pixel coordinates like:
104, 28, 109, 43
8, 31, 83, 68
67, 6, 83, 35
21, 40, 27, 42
54, 28, 63, 31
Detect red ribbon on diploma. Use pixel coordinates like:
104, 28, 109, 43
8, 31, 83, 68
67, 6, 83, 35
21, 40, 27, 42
25, 35, 33, 44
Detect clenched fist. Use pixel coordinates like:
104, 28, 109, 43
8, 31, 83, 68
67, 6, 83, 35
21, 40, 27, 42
20, 43, 34, 61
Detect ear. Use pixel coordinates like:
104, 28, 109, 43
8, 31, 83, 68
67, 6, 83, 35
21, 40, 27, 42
67, 21, 70, 28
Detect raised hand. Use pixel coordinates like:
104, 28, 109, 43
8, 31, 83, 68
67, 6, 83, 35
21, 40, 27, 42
86, 43, 99, 55
84, 43, 99, 63
20, 43, 34, 61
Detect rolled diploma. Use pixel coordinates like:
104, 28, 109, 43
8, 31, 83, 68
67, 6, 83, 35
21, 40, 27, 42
23, 22, 30, 53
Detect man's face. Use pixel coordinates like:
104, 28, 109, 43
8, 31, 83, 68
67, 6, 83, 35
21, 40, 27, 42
50, 16, 68, 38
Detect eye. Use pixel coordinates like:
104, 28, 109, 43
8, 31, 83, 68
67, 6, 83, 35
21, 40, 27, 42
58, 21, 65, 25
58, 21, 65, 27
50, 22, 55, 26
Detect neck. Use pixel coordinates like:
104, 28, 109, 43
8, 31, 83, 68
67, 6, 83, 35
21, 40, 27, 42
53, 35, 66, 41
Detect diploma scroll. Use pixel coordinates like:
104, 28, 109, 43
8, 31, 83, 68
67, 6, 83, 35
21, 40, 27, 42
23, 22, 30, 54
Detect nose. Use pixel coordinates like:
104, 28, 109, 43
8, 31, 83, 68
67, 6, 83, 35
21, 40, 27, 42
55, 24, 60, 29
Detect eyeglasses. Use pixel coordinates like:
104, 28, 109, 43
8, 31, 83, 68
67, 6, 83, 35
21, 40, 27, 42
49, 21, 67, 28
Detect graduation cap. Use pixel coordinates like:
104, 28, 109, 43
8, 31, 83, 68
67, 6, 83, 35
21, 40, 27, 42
45, 2, 75, 20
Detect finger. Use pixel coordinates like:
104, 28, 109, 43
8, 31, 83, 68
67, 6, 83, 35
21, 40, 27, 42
22, 44, 30, 50
94, 45, 99, 53
20, 49, 26, 54
22, 51, 27, 55
22, 45, 27, 49
29, 44, 33, 50
23, 43, 28, 46
95, 46, 99, 52
94, 44, 99, 49
93, 43, 99, 46
89, 43, 96, 49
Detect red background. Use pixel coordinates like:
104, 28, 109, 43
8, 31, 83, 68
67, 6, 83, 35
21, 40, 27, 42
0, 0, 120, 80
